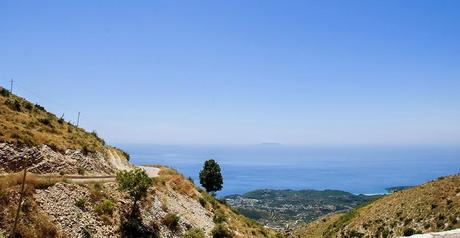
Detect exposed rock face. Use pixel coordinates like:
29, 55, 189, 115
34, 182, 215, 238
0, 143, 130, 175
35, 183, 121, 238
143, 188, 215, 237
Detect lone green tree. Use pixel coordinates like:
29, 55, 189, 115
199, 159, 223, 193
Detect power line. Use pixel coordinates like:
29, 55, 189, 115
3, 79, 83, 127
9, 78, 13, 93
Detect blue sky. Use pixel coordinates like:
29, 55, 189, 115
1, 1, 459, 145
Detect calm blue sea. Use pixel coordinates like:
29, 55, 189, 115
119, 144, 460, 197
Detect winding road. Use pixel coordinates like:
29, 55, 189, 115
65, 166, 160, 183
0, 166, 161, 184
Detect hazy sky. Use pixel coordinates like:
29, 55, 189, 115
1, 1, 459, 145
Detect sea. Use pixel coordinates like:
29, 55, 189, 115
119, 144, 460, 197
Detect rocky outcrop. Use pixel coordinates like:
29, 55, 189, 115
143, 188, 215, 237
0, 143, 130, 175
34, 183, 122, 238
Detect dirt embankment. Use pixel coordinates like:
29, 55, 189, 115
0, 143, 130, 175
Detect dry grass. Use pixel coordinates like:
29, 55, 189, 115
152, 166, 198, 198
294, 173, 460, 238
0, 88, 126, 156
0, 173, 61, 190
0, 183, 64, 238
292, 213, 343, 238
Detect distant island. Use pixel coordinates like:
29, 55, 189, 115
258, 143, 282, 146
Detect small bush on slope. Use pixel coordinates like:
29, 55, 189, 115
116, 168, 152, 209
94, 199, 115, 215
182, 228, 205, 238
163, 213, 180, 231
211, 224, 233, 238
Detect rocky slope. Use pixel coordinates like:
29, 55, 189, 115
0, 142, 132, 175
292, 174, 460, 238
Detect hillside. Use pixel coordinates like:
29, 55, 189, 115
225, 189, 374, 230
0, 87, 131, 175
292, 174, 460, 238
0, 87, 125, 154
0, 88, 281, 238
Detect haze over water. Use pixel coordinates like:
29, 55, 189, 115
123, 144, 460, 196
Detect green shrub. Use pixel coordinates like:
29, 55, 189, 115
116, 168, 152, 208
91, 130, 105, 145
38, 117, 52, 126
119, 149, 130, 161
81, 225, 92, 238
90, 183, 104, 201
347, 230, 364, 238
77, 166, 85, 175
403, 228, 415, 236
75, 197, 87, 209
424, 223, 431, 229
182, 228, 205, 238
7, 99, 22, 111
121, 207, 159, 238
25, 102, 33, 110
82, 145, 90, 155
213, 209, 227, 223
0, 87, 10, 97
199, 197, 207, 207
95, 199, 114, 215
163, 214, 180, 231
211, 224, 233, 238
34, 104, 46, 111
436, 219, 445, 229
404, 218, 412, 225
100, 214, 112, 225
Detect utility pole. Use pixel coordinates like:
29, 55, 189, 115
77, 112, 80, 127
9, 78, 13, 93
11, 155, 28, 237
